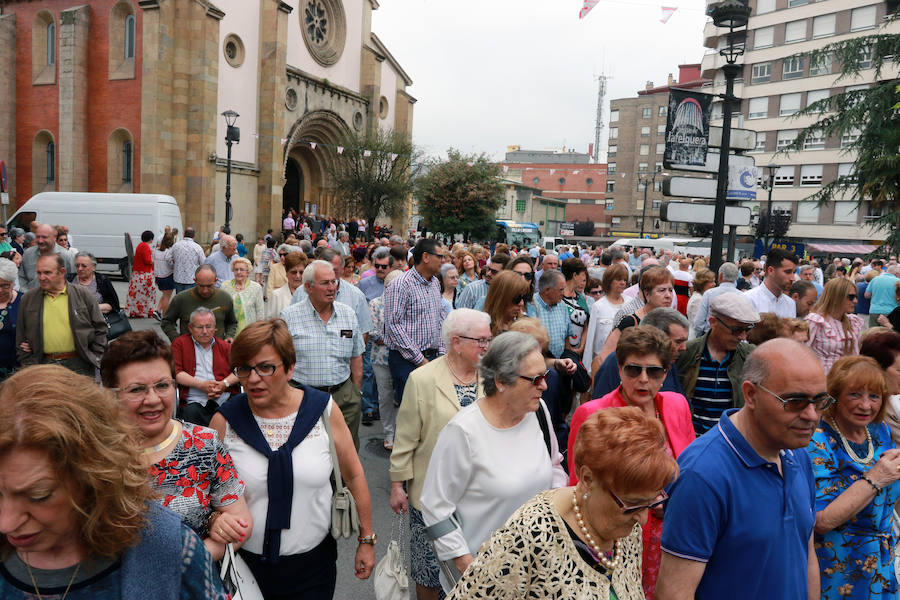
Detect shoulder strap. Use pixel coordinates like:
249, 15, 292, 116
319, 400, 344, 491
535, 404, 552, 457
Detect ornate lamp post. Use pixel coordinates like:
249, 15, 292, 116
222, 110, 240, 232
640, 167, 666, 239
707, 0, 752, 272
760, 162, 778, 250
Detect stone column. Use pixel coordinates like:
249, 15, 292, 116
138, 0, 174, 202
58, 5, 90, 191
0, 15, 16, 203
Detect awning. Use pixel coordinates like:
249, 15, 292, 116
806, 243, 881, 254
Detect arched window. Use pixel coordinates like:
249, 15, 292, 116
122, 141, 133, 182
47, 22, 55, 65
46, 142, 55, 182
124, 15, 135, 59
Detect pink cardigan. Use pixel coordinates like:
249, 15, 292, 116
567, 387, 695, 484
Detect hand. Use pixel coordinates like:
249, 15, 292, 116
208, 512, 250, 544
452, 554, 474, 575
389, 482, 408, 515
19, 341, 31, 353
418, 358, 430, 368
354, 542, 376, 580
868, 449, 900, 488
556, 358, 577, 375
878, 314, 890, 327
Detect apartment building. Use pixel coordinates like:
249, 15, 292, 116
607, 65, 706, 238
701, 0, 898, 245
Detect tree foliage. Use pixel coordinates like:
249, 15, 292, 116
782, 26, 900, 249
325, 128, 421, 241
754, 210, 792, 244
686, 223, 714, 238
416, 150, 504, 241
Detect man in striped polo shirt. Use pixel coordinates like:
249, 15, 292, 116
676, 294, 760, 435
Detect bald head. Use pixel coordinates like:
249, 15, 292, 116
35, 224, 56, 253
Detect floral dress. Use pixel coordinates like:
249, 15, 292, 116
147, 421, 245, 537
807, 421, 900, 599
126, 241, 157, 317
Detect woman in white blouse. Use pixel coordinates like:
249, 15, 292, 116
583, 263, 628, 375
420, 331, 568, 591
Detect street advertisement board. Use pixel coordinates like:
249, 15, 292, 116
664, 89, 713, 167
726, 164, 758, 201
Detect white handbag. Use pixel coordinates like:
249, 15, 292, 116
373, 515, 409, 600
220, 543, 264, 600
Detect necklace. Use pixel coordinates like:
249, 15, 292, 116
446, 356, 477, 386
23, 555, 81, 600
141, 420, 181, 455
829, 417, 874, 465
571, 488, 622, 573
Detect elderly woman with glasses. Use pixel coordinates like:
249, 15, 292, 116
100, 330, 252, 562
420, 331, 568, 592
807, 356, 900, 600
0, 259, 20, 380
807, 277, 865, 371
221, 257, 265, 333
568, 326, 693, 599
389, 308, 491, 599
446, 407, 675, 599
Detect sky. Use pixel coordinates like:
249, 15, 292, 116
371, 0, 711, 161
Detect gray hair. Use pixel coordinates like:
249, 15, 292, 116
75, 251, 97, 266
372, 246, 393, 263
538, 269, 564, 292
277, 243, 294, 254
188, 306, 215, 325
302, 259, 334, 285
0, 258, 16, 282
798, 264, 814, 275
608, 248, 625, 261
389, 235, 404, 246
9, 228, 23, 239
339, 231, 349, 240
440, 263, 458, 280
641, 307, 689, 336
219, 235, 237, 249
718, 262, 738, 282
194, 264, 217, 278
888, 265, 900, 276
441, 308, 491, 349
479, 331, 541, 396
299, 240, 313, 254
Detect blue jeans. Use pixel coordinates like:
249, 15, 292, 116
388, 348, 440, 407
361, 341, 377, 416
173, 282, 194, 294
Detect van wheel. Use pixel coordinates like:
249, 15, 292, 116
119, 259, 131, 281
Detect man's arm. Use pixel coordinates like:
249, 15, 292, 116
350, 355, 362, 391
160, 294, 181, 341
86, 290, 108, 358
807, 533, 820, 600
655, 552, 707, 600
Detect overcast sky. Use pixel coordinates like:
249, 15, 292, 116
371, 0, 711, 161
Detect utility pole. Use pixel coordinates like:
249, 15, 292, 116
593, 75, 608, 163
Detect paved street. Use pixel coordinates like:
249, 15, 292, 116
112, 280, 410, 599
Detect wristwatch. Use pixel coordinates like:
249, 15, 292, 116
357, 534, 378, 545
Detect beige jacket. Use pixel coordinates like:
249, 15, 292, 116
389, 355, 483, 510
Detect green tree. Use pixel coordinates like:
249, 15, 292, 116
784, 27, 900, 250
325, 128, 421, 241
416, 150, 504, 241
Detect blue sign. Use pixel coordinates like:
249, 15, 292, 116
754, 239, 804, 259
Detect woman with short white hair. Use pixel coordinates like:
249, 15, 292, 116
0, 259, 19, 380
221, 257, 265, 333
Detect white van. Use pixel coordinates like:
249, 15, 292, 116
9, 192, 183, 278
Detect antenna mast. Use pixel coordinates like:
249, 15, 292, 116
593, 74, 608, 163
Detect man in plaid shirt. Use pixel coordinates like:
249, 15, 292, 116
383, 238, 446, 407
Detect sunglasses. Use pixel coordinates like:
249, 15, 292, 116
588, 289, 602, 296
374, 263, 390, 270
622, 364, 667, 380
714, 316, 755, 335
486, 266, 502, 275
517, 271, 534, 281
609, 488, 668, 515
512, 294, 529, 304
848, 294, 858, 301
518, 369, 550, 387
756, 382, 835, 412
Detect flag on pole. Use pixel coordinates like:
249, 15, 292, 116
660, 6, 677, 23
337, 146, 344, 154
309, 142, 317, 150
579, 0, 600, 19
363, 150, 372, 157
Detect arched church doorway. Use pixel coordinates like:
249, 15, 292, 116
283, 157, 303, 214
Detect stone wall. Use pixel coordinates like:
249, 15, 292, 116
0, 15, 16, 201
58, 5, 90, 191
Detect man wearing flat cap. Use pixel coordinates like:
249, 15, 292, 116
676, 293, 760, 436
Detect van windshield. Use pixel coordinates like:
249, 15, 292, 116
8, 212, 36, 232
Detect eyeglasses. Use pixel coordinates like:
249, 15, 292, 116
714, 316, 755, 336
426, 251, 445, 260
756, 382, 835, 412
279, 252, 288, 257
518, 369, 550, 387
512, 294, 529, 304
190, 323, 215, 330
516, 271, 534, 281
848, 294, 858, 301
458, 335, 492, 348
486, 266, 502, 275
374, 263, 390, 270
115, 379, 176, 402
622, 364, 667, 380
233, 363, 280, 378
609, 488, 668, 515
588, 289, 602, 296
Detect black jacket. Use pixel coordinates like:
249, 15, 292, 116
66, 272, 121, 313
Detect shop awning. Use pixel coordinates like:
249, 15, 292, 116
806, 243, 881, 254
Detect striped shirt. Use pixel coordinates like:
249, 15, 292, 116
456, 279, 488, 310
382, 266, 445, 364
691, 346, 734, 435
280, 299, 364, 386
528, 294, 574, 359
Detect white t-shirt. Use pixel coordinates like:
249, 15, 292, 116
744, 283, 797, 318
583, 295, 625, 371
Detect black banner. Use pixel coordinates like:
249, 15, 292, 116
664, 89, 713, 167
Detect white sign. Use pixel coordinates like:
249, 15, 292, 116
726, 165, 758, 201
663, 176, 718, 199
709, 126, 757, 151
665, 151, 755, 174
0, 193, 8, 206
660, 201, 751, 226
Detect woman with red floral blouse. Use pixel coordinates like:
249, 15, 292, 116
101, 330, 253, 561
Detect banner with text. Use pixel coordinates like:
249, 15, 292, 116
664, 89, 713, 167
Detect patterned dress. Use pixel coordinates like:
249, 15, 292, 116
126, 241, 158, 317
807, 421, 900, 599
147, 421, 245, 537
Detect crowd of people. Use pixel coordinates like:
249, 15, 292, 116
3, 212, 900, 600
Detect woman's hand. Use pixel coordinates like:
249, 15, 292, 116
878, 314, 890, 327
208, 511, 250, 544
354, 543, 376, 579
867, 448, 900, 488
555, 358, 577, 374
452, 554, 474, 575
389, 482, 408, 515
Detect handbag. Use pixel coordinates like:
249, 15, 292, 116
373, 514, 409, 600
320, 411, 360, 538
219, 543, 264, 600
104, 310, 132, 341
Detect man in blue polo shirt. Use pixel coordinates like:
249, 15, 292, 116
656, 338, 827, 600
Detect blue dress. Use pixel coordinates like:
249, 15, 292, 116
807, 421, 900, 599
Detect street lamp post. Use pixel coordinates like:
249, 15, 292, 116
707, 0, 751, 273
762, 162, 777, 251
639, 167, 664, 239
222, 110, 240, 232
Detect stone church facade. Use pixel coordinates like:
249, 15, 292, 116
0, 0, 415, 242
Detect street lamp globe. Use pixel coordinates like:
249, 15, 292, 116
222, 109, 239, 128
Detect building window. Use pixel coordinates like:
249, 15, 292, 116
558, 177, 566, 186
809, 54, 832, 76
608, 163, 616, 174
800, 165, 823, 186
33, 12, 57, 84
774, 166, 795, 187
834, 202, 858, 224
47, 22, 56, 65
751, 62, 771, 84
606, 182, 615, 193
224, 34, 246, 68
638, 162, 648, 173
658, 106, 667, 117
609, 127, 618, 139
642, 107, 652, 118
776, 130, 798, 150
652, 199, 661, 210
46, 142, 55, 182
639, 145, 649, 156
788, 0, 808, 5
122, 141, 133, 182
109, 2, 136, 80
657, 124, 666, 135
797, 202, 820, 223
785, 20, 807, 44
641, 126, 650, 136
803, 130, 825, 150
806, 89, 829, 109
783, 56, 804, 80
851, 5, 877, 32
812, 14, 835, 39
606, 200, 614, 210
608, 145, 617, 157
637, 181, 647, 192
754, 26, 774, 49
515, 197, 526, 212
532, 177, 540, 184
610, 110, 619, 122
837, 163, 855, 179
748, 97, 768, 119
301, 0, 348, 67
611, 217, 621, 226
656, 143, 665, 155
779, 93, 801, 116
124, 14, 135, 59
841, 129, 860, 148
756, 0, 774, 14
654, 180, 663, 192
857, 46, 873, 69
586, 177, 594, 185
753, 132, 766, 153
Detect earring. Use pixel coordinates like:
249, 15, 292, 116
498, 386, 505, 392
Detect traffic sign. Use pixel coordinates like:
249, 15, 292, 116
665, 150, 755, 174
663, 176, 718, 199
709, 126, 757, 151
660, 201, 751, 226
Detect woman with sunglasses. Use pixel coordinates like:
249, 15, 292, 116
568, 326, 693, 599
806, 277, 865, 371
445, 406, 675, 599
421, 332, 568, 593
483, 270, 530, 336
807, 356, 900, 600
